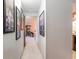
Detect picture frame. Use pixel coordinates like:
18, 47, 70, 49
16, 7, 21, 40
20, 9, 24, 30
39, 11, 45, 37
3, 0, 15, 33
23, 15, 26, 47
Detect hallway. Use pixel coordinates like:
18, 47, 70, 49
3, 0, 75, 59
21, 37, 43, 59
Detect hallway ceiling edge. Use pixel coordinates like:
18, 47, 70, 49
21, 0, 41, 14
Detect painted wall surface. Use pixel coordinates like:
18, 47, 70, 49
3, 31, 24, 59
3, 33, 18, 59
46, 0, 72, 59
3, 0, 24, 59
72, 0, 76, 34
16, 4, 24, 59
3, 22, 24, 59
37, 0, 46, 59
16, 30, 24, 59
37, 0, 72, 59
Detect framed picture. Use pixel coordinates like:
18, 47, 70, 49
23, 15, 26, 47
3, 0, 15, 33
39, 11, 45, 36
16, 7, 21, 40
20, 9, 24, 30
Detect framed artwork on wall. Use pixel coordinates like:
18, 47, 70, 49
16, 7, 21, 40
3, 0, 15, 33
22, 14, 25, 30
23, 15, 26, 47
20, 9, 24, 30
39, 11, 45, 37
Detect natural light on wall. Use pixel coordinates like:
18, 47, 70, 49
72, 0, 76, 35
15, 0, 21, 9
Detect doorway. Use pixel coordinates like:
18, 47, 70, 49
25, 16, 37, 45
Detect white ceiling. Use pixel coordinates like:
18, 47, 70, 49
21, 0, 41, 14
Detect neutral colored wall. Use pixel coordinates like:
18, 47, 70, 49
16, 30, 24, 59
3, 31, 24, 59
37, 0, 46, 59
24, 13, 38, 16
3, 0, 24, 59
3, 33, 18, 59
46, 0, 72, 59
16, 5, 24, 59
38, 0, 72, 59
3, 21, 24, 59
